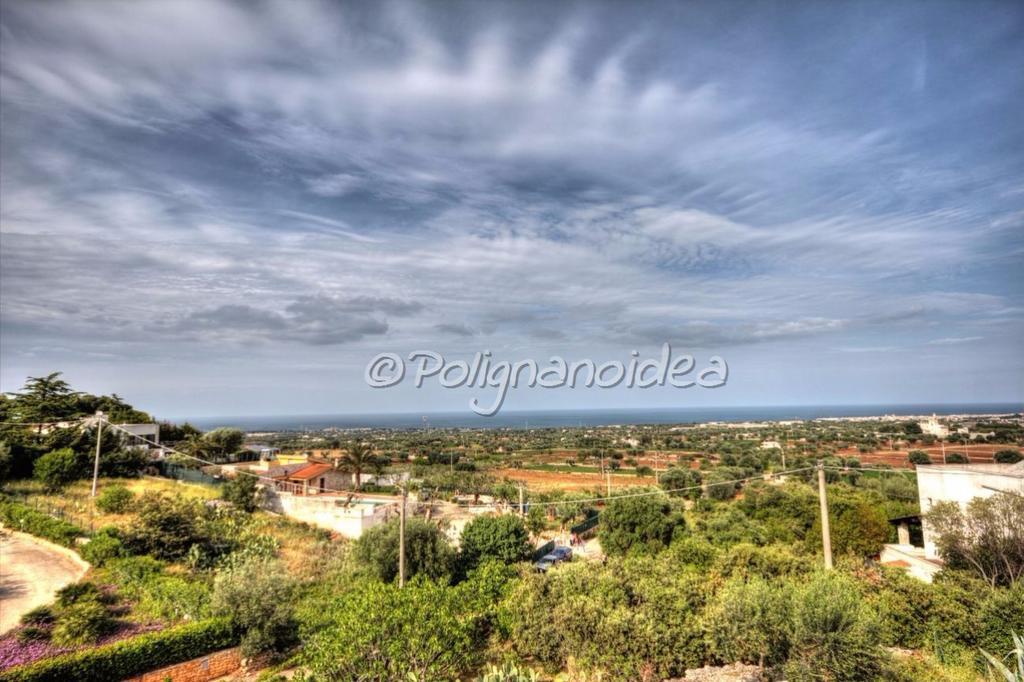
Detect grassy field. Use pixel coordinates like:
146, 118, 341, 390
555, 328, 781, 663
4, 476, 221, 531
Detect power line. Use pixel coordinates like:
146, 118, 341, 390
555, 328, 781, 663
451, 466, 818, 509
100, 418, 365, 498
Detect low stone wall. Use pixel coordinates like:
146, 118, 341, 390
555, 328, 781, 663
124, 647, 240, 682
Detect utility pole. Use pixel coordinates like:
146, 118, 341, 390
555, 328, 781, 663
940, 437, 947, 464
816, 460, 833, 570
606, 467, 612, 497
518, 483, 525, 516
90, 412, 104, 498
399, 483, 407, 588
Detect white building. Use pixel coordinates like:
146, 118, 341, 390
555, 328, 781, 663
881, 461, 1024, 582
917, 462, 1024, 559
918, 414, 949, 438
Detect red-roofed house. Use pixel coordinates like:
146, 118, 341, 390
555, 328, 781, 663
272, 462, 355, 494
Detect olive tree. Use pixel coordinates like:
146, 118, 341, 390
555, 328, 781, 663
925, 493, 1024, 587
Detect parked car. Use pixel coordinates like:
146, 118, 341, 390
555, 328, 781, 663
534, 555, 556, 572
550, 546, 573, 562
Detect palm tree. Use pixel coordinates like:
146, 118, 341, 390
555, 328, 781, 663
338, 442, 373, 491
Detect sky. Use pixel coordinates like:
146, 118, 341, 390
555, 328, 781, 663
1, 0, 1022, 419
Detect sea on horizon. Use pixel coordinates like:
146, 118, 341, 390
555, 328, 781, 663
178, 402, 1022, 432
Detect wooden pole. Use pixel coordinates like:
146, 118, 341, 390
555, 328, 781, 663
518, 483, 525, 516
817, 460, 833, 569
399, 484, 407, 588
90, 413, 104, 498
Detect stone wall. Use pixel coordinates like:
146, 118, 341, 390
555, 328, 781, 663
124, 647, 240, 682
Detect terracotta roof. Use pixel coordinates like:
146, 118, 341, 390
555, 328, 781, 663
275, 462, 334, 481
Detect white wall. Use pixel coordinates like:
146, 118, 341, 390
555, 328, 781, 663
917, 463, 1024, 559
262, 489, 411, 539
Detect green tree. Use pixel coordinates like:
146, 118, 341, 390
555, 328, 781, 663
526, 505, 547, 537
33, 448, 81, 490
95, 484, 134, 513
221, 473, 262, 512
8, 372, 78, 425
298, 579, 480, 681
704, 575, 793, 667
598, 494, 686, 556
459, 514, 532, 570
926, 494, 1024, 586
354, 518, 457, 583
660, 466, 702, 499
121, 493, 233, 562
995, 449, 1023, 464
202, 427, 245, 461
908, 450, 931, 465
338, 442, 374, 490
213, 557, 297, 656
808, 489, 890, 558
784, 572, 885, 682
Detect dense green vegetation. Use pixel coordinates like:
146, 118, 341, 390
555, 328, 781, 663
2, 373, 1022, 680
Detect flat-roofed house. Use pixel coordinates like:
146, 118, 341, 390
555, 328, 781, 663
881, 461, 1024, 582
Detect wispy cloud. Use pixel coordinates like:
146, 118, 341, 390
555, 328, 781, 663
1, 0, 1021, 412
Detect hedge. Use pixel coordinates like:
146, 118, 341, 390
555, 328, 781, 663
0, 618, 237, 682
0, 500, 83, 547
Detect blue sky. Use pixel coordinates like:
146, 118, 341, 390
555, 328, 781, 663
1, 0, 1022, 418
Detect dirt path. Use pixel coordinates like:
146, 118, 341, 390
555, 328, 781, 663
0, 530, 89, 634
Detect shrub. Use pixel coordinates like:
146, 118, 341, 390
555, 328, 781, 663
995, 449, 1023, 464
120, 493, 234, 562
945, 452, 968, 464
51, 600, 114, 646
0, 500, 82, 546
499, 558, 707, 680
94, 485, 134, 514
19, 606, 55, 627
784, 572, 886, 681
354, 518, 456, 583
98, 448, 149, 478
714, 542, 809, 579
0, 618, 236, 682
976, 581, 1024, 667
459, 514, 532, 570
80, 528, 126, 566
135, 575, 213, 622
807, 489, 890, 558
297, 579, 480, 681
908, 450, 931, 465
101, 555, 165, 598
16, 626, 50, 643
32, 449, 81, 491
55, 581, 104, 608
220, 474, 261, 512
598, 494, 686, 556
704, 576, 792, 667
213, 557, 297, 656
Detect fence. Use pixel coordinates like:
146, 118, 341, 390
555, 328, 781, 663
533, 539, 556, 561
157, 462, 224, 486
570, 513, 600, 537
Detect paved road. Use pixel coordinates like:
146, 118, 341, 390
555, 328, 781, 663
0, 530, 89, 634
